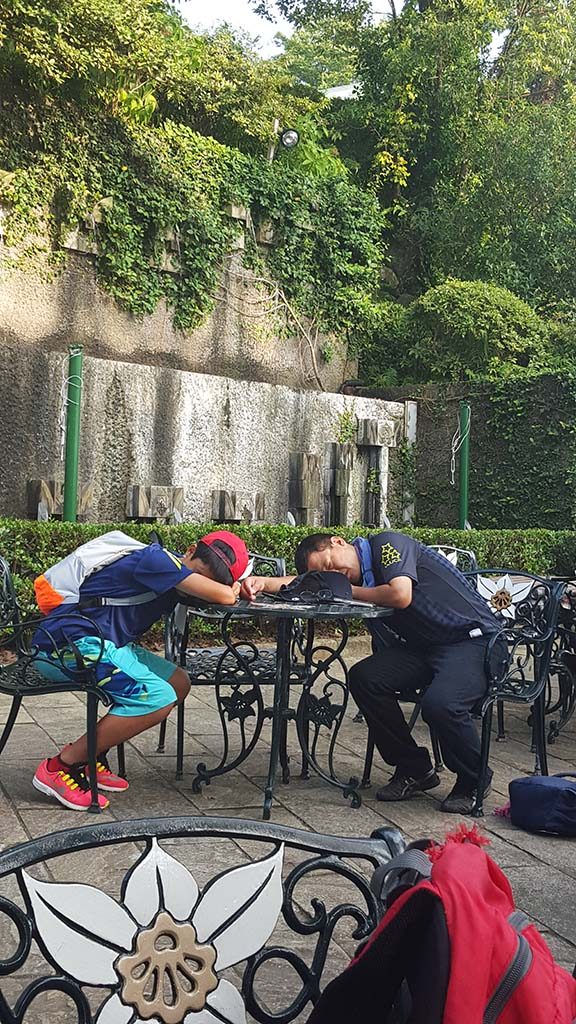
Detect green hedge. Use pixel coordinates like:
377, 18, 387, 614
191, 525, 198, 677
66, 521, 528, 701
1, 519, 574, 622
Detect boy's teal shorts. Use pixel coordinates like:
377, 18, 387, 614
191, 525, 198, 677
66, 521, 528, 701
35, 637, 178, 717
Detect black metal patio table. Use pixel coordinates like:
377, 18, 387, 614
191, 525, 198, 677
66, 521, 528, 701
174, 596, 392, 820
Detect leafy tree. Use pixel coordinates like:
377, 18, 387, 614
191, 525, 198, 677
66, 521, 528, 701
173, 27, 317, 152
0, 0, 385, 345
250, 0, 371, 29
0, 0, 201, 102
276, 16, 358, 90
401, 279, 550, 382
335, 0, 576, 320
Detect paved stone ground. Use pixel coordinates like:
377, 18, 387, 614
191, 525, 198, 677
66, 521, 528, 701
1, 636, 575, 1021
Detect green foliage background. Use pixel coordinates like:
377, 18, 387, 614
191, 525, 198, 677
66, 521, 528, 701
4, 0, 576, 537
377, 373, 576, 531
0, 0, 385, 345
3, 519, 575, 627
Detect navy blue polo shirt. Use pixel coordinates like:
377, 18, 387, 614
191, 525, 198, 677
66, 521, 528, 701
33, 544, 193, 651
360, 532, 498, 648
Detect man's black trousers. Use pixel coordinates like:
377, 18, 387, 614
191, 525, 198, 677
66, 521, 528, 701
349, 637, 492, 786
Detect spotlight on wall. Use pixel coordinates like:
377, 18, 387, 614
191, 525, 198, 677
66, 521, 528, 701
279, 128, 300, 150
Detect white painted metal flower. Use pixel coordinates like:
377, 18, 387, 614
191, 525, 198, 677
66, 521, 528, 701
436, 548, 459, 565
476, 574, 534, 619
23, 841, 284, 1024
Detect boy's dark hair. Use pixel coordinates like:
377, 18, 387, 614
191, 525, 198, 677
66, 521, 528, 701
194, 540, 234, 586
294, 534, 333, 575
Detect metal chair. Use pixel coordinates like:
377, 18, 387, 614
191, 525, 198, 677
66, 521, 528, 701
157, 553, 290, 777
464, 568, 565, 814
361, 566, 564, 817
428, 544, 478, 571
0, 815, 405, 1024
0, 555, 118, 812
545, 581, 576, 743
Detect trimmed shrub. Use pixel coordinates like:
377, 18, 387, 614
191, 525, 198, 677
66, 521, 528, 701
0, 519, 573, 626
402, 279, 548, 382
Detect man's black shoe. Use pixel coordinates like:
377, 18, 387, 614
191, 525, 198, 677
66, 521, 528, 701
440, 772, 493, 814
376, 767, 441, 802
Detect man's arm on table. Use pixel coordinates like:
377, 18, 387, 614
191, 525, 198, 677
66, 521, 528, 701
240, 575, 294, 600
351, 577, 412, 609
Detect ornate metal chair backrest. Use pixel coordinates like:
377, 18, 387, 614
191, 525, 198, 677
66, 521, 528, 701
0, 817, 404, 1024
0, 554, 22, 638
428, 545, 478, 573
463, 568, 565, 703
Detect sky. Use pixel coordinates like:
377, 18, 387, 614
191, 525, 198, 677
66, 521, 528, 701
176, 1, 292, 55
176, 1, 390, 55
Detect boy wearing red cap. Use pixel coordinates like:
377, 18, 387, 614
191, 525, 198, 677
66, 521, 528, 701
31, 530, 249, 810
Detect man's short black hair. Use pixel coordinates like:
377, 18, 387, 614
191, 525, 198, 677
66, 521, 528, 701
294, 534, 333, 575
194, 540, 233, 586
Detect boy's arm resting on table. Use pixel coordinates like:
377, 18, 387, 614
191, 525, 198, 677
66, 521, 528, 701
351, 576, 413, 609
241, 575, 295, 600
176, 574, 240, 606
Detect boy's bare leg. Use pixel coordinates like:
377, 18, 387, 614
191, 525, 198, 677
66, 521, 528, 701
58, 667, 191, 766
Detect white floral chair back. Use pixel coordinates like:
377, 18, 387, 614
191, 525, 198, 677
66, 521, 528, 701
476, 572, 536, 621
0, 817, 404, 1024
428, 545, 478, 573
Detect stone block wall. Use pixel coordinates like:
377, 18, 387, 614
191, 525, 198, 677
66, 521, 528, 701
0, 254, 354, 393
0, 347, 404, 525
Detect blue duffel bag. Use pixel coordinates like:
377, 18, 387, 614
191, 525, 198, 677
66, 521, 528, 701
509, 773, 576, 836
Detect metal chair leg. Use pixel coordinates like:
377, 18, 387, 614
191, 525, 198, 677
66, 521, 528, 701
361, 730, 375, 788
407, 704, 421, 731
176, 700, 185, 780
496, 700, 506, 741
533, 692, 548, 777
157, 718, 167, 753
117, 742, 126, 779
0, 695, 22, 755
300, 711, 310, 780
86, 693, 101, 814
473, 702, 493, 818
430, 729, 445, 773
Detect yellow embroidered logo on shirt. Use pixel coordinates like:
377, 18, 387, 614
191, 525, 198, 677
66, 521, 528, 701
380, 543, 402, 568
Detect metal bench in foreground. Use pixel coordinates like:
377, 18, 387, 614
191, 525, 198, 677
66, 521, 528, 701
0, 815, 404, 1024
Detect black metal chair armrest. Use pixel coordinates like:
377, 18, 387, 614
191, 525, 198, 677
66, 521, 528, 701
22, 615, 106, 685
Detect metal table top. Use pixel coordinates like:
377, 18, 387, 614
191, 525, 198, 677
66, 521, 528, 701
184, 596, 394, 621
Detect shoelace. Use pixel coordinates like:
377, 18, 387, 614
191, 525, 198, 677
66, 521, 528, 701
96, 754, 112, 774
57, 766, 90, 792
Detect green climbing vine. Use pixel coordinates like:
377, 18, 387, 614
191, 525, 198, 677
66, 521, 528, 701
336, 402, 357, 443
0, 0, 385, 346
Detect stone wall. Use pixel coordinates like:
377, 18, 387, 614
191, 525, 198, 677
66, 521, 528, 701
0, 253, 354, 392
0, 347, 404, 525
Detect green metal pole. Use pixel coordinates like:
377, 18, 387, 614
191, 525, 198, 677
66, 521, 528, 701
62, 345, 83, 522
458, 400, 471, 530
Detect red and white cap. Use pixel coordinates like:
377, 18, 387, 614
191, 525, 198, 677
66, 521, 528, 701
200, 531, 252, 582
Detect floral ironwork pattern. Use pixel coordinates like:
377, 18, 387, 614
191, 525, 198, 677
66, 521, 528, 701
22, 840, 284, 1024
0, 819, 405, 1024
477, 573, 534, 620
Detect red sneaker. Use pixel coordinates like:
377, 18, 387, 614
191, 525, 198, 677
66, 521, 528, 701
86, 754, 129, 792
33, 760, 110, 811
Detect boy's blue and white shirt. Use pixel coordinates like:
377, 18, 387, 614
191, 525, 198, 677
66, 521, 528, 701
33, 544, 193, 650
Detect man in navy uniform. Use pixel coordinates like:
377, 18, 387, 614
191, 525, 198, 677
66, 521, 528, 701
243, 531, 500, 814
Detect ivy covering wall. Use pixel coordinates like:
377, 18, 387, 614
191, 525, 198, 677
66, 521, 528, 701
371, 373, 576, 531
